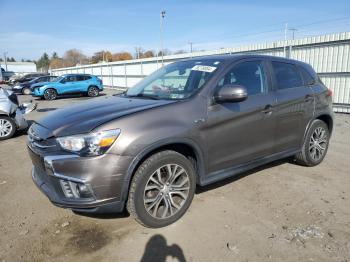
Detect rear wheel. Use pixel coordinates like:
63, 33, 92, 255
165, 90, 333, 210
0, 116, 16, 140
22, 87, 31, 95
43, 89, 57, 100
22, 87, 32, 95
87, 86, 99, 97
127, 150, 196, 228
295, 119, 330, 166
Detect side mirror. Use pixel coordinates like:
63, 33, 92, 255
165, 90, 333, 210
214, 84, 248, 103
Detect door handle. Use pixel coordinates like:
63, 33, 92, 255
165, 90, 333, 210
305, 94, 314, 102
262, 104, 273, 114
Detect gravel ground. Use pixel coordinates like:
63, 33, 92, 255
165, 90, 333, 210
0, 87, 349, 262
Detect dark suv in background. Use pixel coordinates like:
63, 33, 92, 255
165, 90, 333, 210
27, 55, 333, 227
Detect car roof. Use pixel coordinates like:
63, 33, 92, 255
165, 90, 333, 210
186, 54, 309, 67
62, 73, 92, 76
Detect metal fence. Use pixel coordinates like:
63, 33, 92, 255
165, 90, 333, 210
52, 32, 350, 113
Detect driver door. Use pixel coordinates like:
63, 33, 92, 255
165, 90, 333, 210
205, 59, 277, 174
61, 75, 78, 94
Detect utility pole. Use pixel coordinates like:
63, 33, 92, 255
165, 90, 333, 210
160, 10, 166, 66
4, 52, 8, 71
283, 23, 288, 57
188, 42, 193, 57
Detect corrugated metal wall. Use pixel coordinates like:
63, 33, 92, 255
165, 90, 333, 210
52, 32, 350, 113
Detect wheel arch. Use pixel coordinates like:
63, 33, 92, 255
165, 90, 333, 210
120, 138, 205, 203
316, 114, 333, 134
302, 113, 334, 146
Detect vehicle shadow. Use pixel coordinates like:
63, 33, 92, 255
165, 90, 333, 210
72, 209, 130, 219
36, 108, 57, 112
196, 158, 291, 194
140, 234, 186, 262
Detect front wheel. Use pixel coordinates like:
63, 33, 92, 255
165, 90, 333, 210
127, 150, 196, 228
0, 116, 16, 140
295, 119, 330, 166
43, 89, 57, 100
87, 86, 99, 97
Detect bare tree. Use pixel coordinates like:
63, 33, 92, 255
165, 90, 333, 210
63, 49, 87, 67
112, 52, 133, 61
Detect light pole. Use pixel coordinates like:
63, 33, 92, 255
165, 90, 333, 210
188, 42, 193, 57
160, 10, 166, 66
283, 23, 288, 57
3, 52, 8, 71
289, 28, 297, 40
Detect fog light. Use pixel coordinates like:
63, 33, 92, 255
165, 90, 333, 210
60, 180, 93, 199
76, 184, 93, 198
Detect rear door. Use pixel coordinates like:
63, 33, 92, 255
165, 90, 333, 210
270, 61, 314, 153
205, 59, 277, 173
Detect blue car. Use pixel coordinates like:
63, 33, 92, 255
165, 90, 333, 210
32, 74, 103, 100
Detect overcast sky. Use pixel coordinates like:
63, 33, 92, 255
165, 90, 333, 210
1, 0, 350, 60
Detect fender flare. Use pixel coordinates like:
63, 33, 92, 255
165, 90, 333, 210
302, 112, 334, 146
119, 137, 206, 202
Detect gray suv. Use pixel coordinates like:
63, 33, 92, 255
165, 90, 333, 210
27, 55, 333, 227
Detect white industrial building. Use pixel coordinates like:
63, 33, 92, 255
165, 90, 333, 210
0, 61, 37, 74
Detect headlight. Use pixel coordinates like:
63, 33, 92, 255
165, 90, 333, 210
13, 85, 21, 89
57, 129, 121, 156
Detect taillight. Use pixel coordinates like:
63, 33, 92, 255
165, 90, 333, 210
326, 88, 332, 97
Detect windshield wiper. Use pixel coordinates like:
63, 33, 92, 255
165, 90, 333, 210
125, 93, 160, 100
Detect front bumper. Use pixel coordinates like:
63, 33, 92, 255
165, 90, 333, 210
11, 87, 23, 94
28, 145, 133, 213
32, 88, 43, 97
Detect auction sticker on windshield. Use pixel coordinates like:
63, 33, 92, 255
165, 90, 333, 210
191, 65, 217, 73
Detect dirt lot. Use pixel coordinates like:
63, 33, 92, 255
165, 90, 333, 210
0, 87, 349, 262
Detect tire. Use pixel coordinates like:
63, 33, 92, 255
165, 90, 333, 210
43, 88, 57, 100
127, 150, 196, 228
295, 119, 330, 166
0, 116, 16, 140
87, 86, 99, 97
22, 87, 31, 95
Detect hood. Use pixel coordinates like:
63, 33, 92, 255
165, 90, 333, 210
35, 96, 176, 137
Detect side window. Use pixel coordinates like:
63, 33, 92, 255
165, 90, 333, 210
217, 60, 266, 95
299, 66, 316, 86
272, 61, 302, 89
66, 76, 77, 82
76, 75, 84, 81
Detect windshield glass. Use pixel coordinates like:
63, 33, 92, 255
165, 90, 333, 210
125, 59, 222, 100
55, 75, 65, 82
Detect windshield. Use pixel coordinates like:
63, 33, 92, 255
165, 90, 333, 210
55, 75, 65, 82
125, 59, 222, 100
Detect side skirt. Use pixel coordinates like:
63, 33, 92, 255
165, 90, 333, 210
199, 149, 300, 186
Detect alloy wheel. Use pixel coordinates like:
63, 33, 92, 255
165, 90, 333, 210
309, 127, 327, 161
44, 89, 56, 100
88, 87, 99, 97
23, 88, 31, 95
0, 119, 13, 138
143, 164, 190, 219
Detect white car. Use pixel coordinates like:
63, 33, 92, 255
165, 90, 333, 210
0, 87, 36, 140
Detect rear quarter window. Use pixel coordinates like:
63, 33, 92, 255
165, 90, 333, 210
272, 61, 303, 90
299, 66, 316, 86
